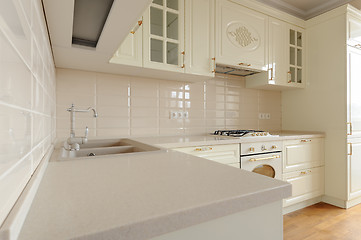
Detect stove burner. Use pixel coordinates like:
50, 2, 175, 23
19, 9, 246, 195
213, 130, 269, 137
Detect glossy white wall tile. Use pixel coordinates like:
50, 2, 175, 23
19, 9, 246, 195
0, 0, 56, 226
56, 69, 281, 138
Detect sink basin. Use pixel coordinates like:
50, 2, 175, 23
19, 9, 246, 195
59, 138, 161, 159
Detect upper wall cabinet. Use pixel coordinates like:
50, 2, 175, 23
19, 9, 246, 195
245, 19, 306, 90
111, 0, 215, 76
184, 0, 215, 76
109, 19, 143, 67
348, 14, 361, 48
215, 0, 268, 71
143, 0, 185, 72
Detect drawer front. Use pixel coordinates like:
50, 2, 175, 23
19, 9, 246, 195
173, 144, 240, 165
283, 166, 324, 207
283, 138, 324, 173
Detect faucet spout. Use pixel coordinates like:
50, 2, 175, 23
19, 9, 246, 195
65, 104, 98, 151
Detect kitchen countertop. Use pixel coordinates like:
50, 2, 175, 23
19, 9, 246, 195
18, 143, 292, 240
133, 131, 325, 149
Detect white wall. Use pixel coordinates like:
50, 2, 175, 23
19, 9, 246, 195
56, 68, 282, 138
0, 0, 56, 225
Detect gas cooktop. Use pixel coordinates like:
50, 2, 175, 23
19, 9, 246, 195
213, 130, 277, 138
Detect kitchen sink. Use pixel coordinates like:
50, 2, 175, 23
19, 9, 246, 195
59, 138, 161, 159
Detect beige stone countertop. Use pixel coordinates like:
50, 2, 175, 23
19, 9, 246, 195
18, 149, 291, 240
133, 131, 325, 149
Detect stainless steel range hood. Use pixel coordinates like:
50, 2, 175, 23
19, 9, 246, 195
215, 64, 263, 77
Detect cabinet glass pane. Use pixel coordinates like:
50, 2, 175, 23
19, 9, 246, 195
297, 49, 302, 67
151, 38, 163, 63
167, 12, 178, 40
290, 29, 295, 45
150, 7, 163, 37
297, 68, 302, 83
297, 32, 302, 47
167, 0, 178, 10
153, 0, 163, 6
167, 42, 178, 65
290, 67, 295, 83
290, 47, 295, 65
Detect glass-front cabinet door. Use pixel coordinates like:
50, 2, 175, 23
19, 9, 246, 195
287, 26, 305, 87
143, 0, 185, 72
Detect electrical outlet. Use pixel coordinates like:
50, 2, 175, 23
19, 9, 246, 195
169, 111, 178, 119
258, 113, 265, 119
183, 111, 189, 119
265, 113, 271, 119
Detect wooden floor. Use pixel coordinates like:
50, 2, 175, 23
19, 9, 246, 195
284, 202, 361, 240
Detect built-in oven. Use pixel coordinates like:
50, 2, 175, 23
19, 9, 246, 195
240, 141, 283, 180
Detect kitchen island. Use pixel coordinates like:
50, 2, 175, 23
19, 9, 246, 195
17, 145, 291, 240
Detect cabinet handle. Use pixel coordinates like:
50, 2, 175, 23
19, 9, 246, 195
348, 143, 353, 156
249, 155, 280, 162
238, 63, 251, 67
355, 44, 361, 49
181, 51, 185, 68
300, 171, 307, 175
300, 139, 311, 143
347, 122, 353, 135
130, 20, 143, 34
212, 57, 216, 73
270, 67, 273, 80
195, 147, 213, 152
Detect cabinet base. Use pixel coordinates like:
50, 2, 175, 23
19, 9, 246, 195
283, 196, 322, 215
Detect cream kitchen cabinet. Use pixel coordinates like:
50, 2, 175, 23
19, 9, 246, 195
112, 0, 215, 76
172, 144, 240, 168
246, 18, 306, 89
215, 0, 268, 71
184, 0, 215, 76
283, 166, 324, 207
282, 138, 325, 209
347, 46, 361, 137
348, 139, 361, 200
347, 14, 361, 48
110, 19, 143, 67
283, 138, 324, 173
287, 25, 305, 88
143, 0, 185, 72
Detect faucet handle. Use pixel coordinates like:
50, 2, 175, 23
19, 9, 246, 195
85, 126, 89, 138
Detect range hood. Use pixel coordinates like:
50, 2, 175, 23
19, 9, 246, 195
215, 64, 263, 77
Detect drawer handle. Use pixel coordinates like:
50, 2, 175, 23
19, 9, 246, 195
195, 147, 213, 152
249, 155, 280, 162
300, 139, 312, 143
300, 170, 312, 175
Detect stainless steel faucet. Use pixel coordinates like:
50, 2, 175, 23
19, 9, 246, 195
65, 104, 98, 151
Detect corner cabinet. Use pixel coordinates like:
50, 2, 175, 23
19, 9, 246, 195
111, 0, 215, 76
109, 19, 143, 67
215, 0, 268, 71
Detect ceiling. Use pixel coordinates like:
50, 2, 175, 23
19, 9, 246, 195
255, 0, 361, 19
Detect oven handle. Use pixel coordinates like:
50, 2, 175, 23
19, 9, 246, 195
249, 155, 280, 162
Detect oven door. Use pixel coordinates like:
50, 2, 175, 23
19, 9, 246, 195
241, 152, 282, 180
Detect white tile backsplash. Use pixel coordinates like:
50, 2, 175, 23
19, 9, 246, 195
0, 0, 55, 226
56, 69, 281, 138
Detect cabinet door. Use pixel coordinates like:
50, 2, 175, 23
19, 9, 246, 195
347, 47, 361, 137
172, 144, 240, 166
143, 0, 185, 72
283, 138, 324, 173
287, 25, 305, 88
184, 0, 215, 76
215, 0, 268, 71
348, 140, 361, 200
348, 14, 361, 48
283, 166, 324, 207
109, 20, 143, 67
268, 17, 288, 86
